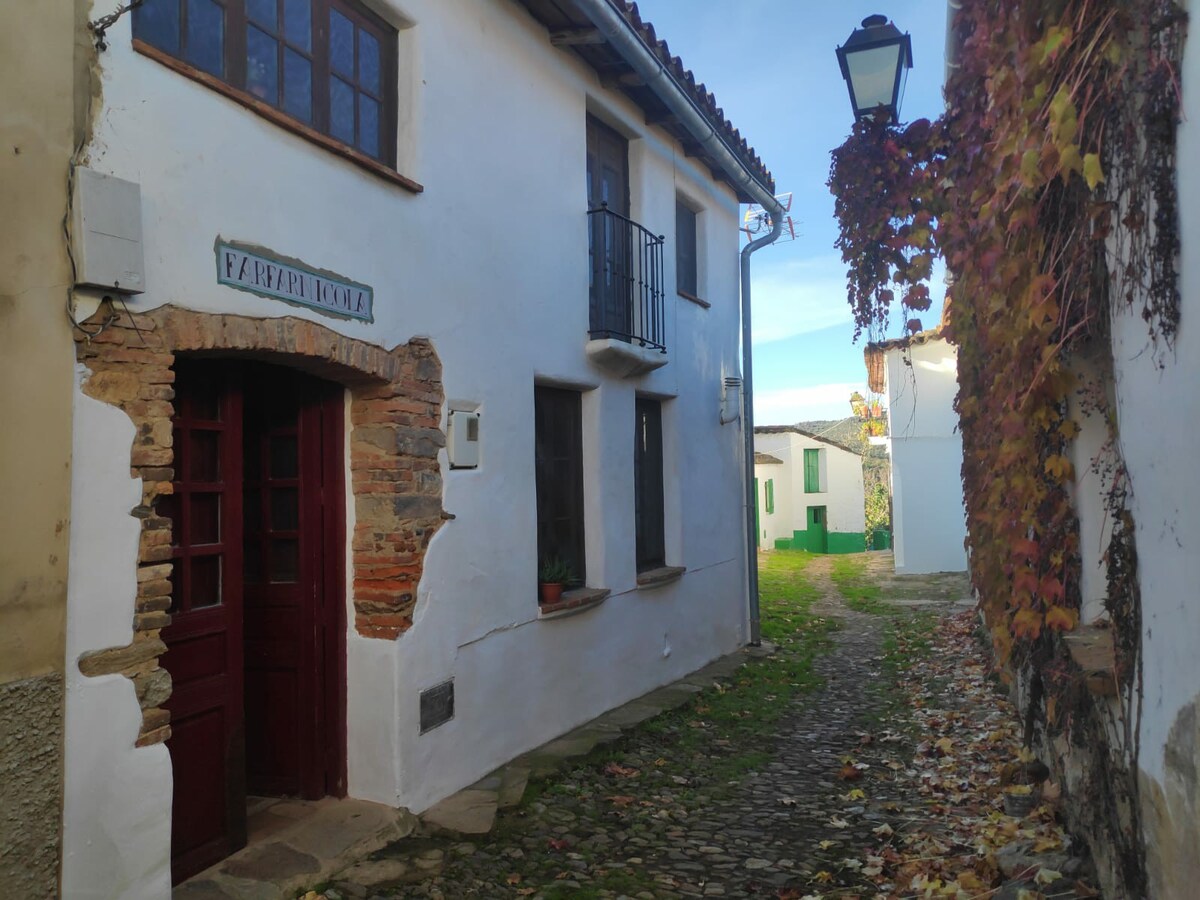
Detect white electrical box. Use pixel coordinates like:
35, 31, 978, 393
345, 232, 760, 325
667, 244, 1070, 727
72, 167, 145, 294
447, 410, 480, 468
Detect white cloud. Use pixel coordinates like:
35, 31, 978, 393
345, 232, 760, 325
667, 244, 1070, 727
749, 254, 950, 345
753, 381, 870, 425
750, 254, 852, 345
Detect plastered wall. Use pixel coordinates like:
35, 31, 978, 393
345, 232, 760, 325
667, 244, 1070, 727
883, 340, 968, 574
1119, 1, 1200, 892
64, 0, 753, 890
0, 0, 86, 892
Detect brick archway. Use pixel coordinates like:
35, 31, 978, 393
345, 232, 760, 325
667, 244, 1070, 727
75, 306, 446, 746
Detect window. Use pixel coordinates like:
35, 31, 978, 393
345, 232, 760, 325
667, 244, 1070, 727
133, 0, 397, 165
804, 448, 822, 493
765, 479, 774, 514
535, 387, 585, 585
676, 198, 698, 298
634, 399, 666, 572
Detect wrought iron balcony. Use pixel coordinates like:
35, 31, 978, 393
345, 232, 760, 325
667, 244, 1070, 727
587, 204, 666, 354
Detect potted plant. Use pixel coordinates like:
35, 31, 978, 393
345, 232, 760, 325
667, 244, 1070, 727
538, 557, 574, 605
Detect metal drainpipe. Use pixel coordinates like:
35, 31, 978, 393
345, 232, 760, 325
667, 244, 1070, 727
571, 0, 785, 646
740, 217, 783, 645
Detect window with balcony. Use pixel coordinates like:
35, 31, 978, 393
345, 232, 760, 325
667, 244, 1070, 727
133, 0, 399, 169
586, 116, 666, 362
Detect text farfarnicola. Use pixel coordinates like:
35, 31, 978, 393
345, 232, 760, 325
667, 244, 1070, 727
216, 241, 373, 322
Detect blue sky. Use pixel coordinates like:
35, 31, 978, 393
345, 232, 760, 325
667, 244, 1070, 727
635, 1, 949, 422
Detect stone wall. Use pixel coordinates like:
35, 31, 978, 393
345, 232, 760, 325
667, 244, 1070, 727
74, 305, 446, 743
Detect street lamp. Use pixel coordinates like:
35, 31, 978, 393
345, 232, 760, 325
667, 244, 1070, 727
836, 14, 914, 124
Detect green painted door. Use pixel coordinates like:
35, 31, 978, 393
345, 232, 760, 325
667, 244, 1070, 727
806, 506, 828, 553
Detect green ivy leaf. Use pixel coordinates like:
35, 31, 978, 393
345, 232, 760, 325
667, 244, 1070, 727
1041, 25, 1070, 63
1083, 153, 1105, 190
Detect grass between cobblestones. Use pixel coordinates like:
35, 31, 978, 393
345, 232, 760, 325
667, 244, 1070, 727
417, 550, 837, 897
828, 556, 888, 615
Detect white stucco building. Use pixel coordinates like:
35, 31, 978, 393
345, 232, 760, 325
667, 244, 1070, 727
54, 0, 777, 892
753, 427, 866, 554
865, 331, 968, 574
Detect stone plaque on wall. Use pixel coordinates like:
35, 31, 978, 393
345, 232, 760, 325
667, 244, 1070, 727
216, 239, 374, 322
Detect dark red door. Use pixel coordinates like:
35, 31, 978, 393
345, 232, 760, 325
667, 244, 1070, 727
162, 363, 246, 884
243, 365, 345, 800
163, 362, 345, 885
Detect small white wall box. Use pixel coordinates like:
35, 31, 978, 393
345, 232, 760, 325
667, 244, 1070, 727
71, 167, 145, 294
447, 410, 480, 468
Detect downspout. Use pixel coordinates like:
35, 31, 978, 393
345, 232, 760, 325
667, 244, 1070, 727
571, 0, 785, 646
739, 219, 783, 645
945, 0, 963, 84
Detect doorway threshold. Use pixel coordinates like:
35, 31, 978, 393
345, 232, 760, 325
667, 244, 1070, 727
174, 797, 417, 899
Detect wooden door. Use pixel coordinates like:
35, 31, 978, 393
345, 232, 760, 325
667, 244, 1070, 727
587, 115, 632, 338
586, 115, 629, 216
162, 362, 246, 884
243, 365, 345, 800
806, 506, 829, 554
163, 361, 345, 885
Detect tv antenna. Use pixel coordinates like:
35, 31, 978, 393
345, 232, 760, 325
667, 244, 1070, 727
741, 192, 799, 244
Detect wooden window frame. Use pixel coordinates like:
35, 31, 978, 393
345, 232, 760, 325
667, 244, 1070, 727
534, 386, 586, 588
675, 197, 704, 306
133, 0, 414, 189
634, 398, 666, 573
803, 447, 822, 494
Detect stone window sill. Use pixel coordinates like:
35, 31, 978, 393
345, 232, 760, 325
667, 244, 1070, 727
538, 587, 610, 620
636, 566, 686, 590
678, 290, 711, 309
1062, 624, 1117, 697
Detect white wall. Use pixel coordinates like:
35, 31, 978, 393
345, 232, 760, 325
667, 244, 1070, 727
884, 340, 968, 573
754, 432, 865, 541
62, 370, 172, 899
753, 461, 790, 548
1115, 3, 1200, 891
65, 0, 753, 886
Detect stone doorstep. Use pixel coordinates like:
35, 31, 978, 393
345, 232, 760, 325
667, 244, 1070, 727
174, 798, 417, 900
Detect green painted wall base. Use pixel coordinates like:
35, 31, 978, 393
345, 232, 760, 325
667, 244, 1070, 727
827, 532, 867, 554
768, 530, 866, 554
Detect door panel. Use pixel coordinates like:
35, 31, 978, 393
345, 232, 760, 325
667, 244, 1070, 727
806, 506, 829, 554
587, 115, 633, 339
243, 366, 344, 800
163, 363, 246, 885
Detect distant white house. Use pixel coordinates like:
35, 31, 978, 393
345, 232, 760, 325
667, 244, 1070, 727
865, 330, 968, 574
753, 427, 866, 553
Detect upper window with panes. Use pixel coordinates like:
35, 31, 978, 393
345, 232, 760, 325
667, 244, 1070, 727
133, 0, 397, 166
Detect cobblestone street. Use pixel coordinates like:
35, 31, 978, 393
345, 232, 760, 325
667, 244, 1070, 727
286, 550, 1097, 900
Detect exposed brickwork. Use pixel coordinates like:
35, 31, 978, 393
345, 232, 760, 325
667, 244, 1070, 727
75, 305, 445, 744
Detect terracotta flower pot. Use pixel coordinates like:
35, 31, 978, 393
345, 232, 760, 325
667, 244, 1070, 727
539, 582, 564, 605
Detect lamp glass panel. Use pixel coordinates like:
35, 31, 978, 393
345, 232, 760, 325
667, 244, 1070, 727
846, 43, 902, 114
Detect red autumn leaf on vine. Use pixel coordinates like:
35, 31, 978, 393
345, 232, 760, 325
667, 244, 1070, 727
1039, 576, 1065, 603
1012, 538, 1039, 560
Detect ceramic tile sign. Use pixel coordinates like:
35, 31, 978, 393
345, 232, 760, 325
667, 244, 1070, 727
216, 239, 373, 322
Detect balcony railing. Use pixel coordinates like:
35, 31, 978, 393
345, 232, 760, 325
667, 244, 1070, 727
587, 204, 666, 353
